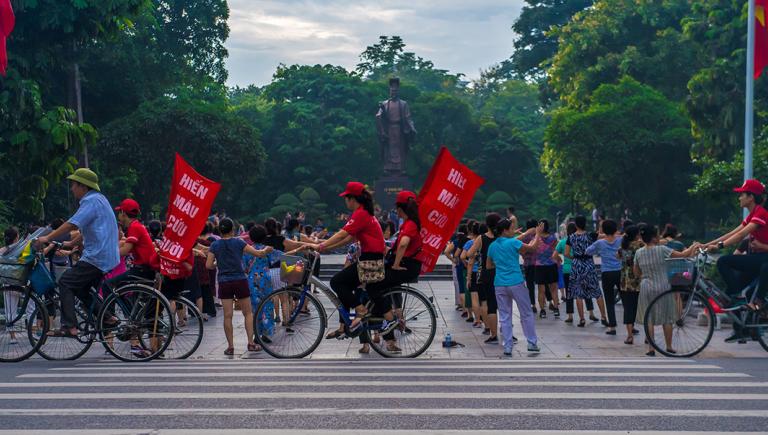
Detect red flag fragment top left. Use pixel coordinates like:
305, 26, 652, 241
0, 0, 15, 76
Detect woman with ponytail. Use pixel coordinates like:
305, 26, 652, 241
464, 212, 503, 344
309, 182, 386, 353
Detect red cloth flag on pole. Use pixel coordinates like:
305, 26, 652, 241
415, 147, 484, 274
756, 0, 768, 78
157, 153, 221, 279
0, 0, 15, 76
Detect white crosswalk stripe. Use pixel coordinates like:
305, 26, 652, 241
0, 358, 766, 434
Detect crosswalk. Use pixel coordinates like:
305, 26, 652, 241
0, 358, 766, 434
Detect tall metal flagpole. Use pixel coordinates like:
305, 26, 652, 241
745, 0, 756, 219
746, 0, 756, 183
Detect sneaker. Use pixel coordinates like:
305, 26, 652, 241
548, 303, 556, 311
512, 336, 519, 344
484, 336, 498, 344
482, 328, 491, 335
724, 333, 744, 343
553, 309, 560, 318
527, 342, 541, 353
531, 306, 537, 315
130, 345, 151, 358
539, 309, 546, 319
503, 349, 513, 357
286, 327, 296, 335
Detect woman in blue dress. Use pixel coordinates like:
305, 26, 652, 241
244, 225, 278, 345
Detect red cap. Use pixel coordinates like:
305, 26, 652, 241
339, 181, 366, 197
395, 190, 417, 204
115, 198, 141, 215
733, 179, 766, 195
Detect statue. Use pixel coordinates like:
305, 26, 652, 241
376, 77, 416, 175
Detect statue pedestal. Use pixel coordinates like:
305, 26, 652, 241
375, 174, 413, 211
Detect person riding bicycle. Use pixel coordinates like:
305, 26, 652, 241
706, 178, 768, 340
311, 182, 386, 337
366, 190, 423, 352
36, 168, 120, 337
104, 198, 156, 289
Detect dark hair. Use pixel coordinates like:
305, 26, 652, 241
286, 218, 300, 232
148, 220, 163, 240
525, 218, 538, 230
264, 218, 279, 236
478, 223, 488, 235
248, 224, 268, 244
245, 221, 256, 232
219, 217, 235, 235
396, 197, 421, 230
201, 222, 212, 236
507, 206, 515, 214
574, 215, 587, 230
622, 219, 634, 232
538, 219, 550, 233
466, 220, 479, 237
346, 187, 375, 216
3, 226, 19, 247
566, 222, 577, 236
639, 223, 658, 244
496, 218, 514, 235
457, 223, 467, 235
485, 212, 502, 231
746, 192, 765, 205
380, 220, 396, 236
50, 218, 65, 230
621, 225, 640, 250
662, 223, 679, 239
303, 225, 313, 235
601, 219, 618, 236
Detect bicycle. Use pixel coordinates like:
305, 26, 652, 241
644, 248, 768, 357
162, 290, 204, 359
253, 251, 437, 359
35, 267, 175, 362
0, 229, 51, 362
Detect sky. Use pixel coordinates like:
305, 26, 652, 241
225, 0, 526, 88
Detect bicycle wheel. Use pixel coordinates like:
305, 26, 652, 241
163, 297, 203, 359
99, 284, 174, 362
366, 287, 437, 358
255, 287, 326, 359
644, 288, 714, 358
754, 309, 768, 352
0, 286, 48, 362
37, 294, 94, 361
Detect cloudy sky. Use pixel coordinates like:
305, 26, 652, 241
225, 0, 525, 87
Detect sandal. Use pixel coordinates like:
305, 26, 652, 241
47, 329, 78, 338
386, 343, 402, 353
224, 347, 235, 356
564, 318, 574, 324
372, 333, 381, 344
359, 344, 370, 354
349, 310, 369, 332
624, 337, 634, 345
247, 343, 262, 352
325, 329, 345, 340
577, 319, 586, 328
645, 350, 656, 357
589, 315, 599, 322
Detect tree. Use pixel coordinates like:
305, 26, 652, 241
486, 191, 514, 213
93, 85, 265, 216
507, 0, 594, 80
542, 77, 692, 218
548, 0, 697, 107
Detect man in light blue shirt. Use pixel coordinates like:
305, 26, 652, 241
37, 168, 119, 336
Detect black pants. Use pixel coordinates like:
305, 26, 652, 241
524, 265, 536, 306
619, 291, 639, 325
367, 258, 421, 341
717, 253, 768, 302
330, 253, 384, 343
200, 284, 216, 317
601, 270, 621, 327
58, 261, 104, 329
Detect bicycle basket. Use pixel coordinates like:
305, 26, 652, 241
665, 258, 695, 286
279, 254, 310, 286
0, 261, 30, 287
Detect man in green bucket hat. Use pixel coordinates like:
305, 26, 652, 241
36, 167, 119, 337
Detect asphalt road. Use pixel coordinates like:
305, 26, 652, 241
0, 357, 766, 434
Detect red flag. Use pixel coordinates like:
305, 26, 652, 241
0, 0, 15, 76
415, 147, 484, 273
158, 154, 221, 279
756, 0, 768, 78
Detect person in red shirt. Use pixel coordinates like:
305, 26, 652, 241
707, 179, 768, 336
366, 190, 424, 352
309, 182, 385, 349
105, 199, 156, 290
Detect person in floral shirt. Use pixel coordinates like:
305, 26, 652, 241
618, 225, 642, 345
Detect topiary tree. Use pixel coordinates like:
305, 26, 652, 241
486, 191, 514, 214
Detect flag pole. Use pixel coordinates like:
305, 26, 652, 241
745, 0, 756, 219
746, 0, 756, 183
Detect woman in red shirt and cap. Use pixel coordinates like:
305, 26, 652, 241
366, 190, 423, 352
707, 179, 768, 326
310, 182, 386, 342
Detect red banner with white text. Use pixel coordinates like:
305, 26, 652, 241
415, 147, 484, 273
158, 153, 221, 278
